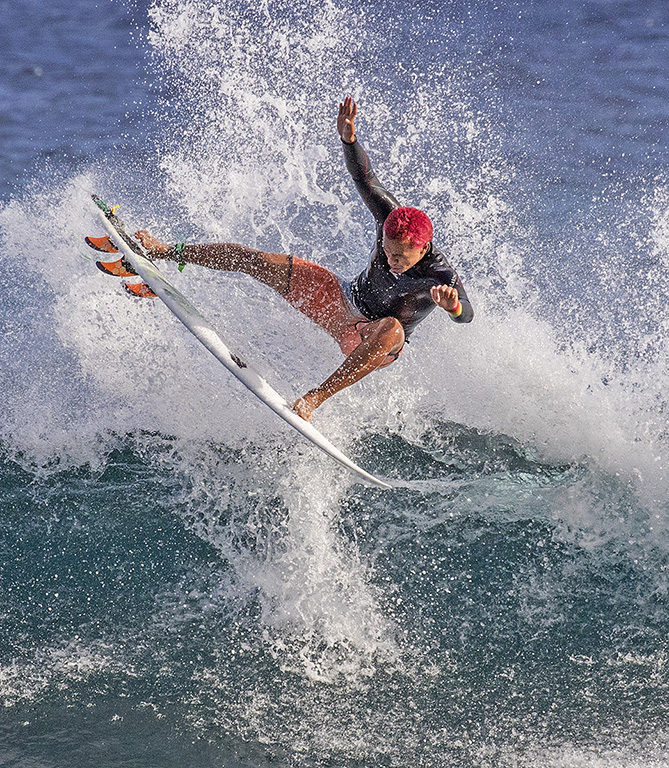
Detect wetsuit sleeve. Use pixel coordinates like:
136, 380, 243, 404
343, 139, 400, 226
427, 249, 474, 325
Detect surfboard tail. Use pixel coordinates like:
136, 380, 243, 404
90, 195, 393, 490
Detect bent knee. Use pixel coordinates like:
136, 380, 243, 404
373, 316, 405, 351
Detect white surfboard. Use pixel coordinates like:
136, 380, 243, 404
92, 195, 392, 490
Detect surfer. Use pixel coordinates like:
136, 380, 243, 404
131, 97, 473, 420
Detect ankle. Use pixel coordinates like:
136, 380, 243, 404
303, 388, 328, 409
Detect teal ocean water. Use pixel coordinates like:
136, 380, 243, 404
1, 1, 668, 766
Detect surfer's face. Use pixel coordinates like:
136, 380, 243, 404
382, 235, 429, 274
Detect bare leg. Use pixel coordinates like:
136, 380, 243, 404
135, 231, 403, 422
292, 317, 404, 421
135, 232, 291, 295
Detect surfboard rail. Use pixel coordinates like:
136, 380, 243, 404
91, 195, 392, 490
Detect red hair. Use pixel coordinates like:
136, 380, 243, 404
383, 207, 433, 248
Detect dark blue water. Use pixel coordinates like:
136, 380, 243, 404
1, 1, 669, 766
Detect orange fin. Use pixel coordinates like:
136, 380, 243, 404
122, 281, 157, 299
96, 258, 137, 278
85, 235, 118, 254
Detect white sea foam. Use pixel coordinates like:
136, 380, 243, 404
2, 0, 669, 734
507, 738, 669, 768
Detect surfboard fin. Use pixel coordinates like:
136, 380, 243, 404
122, 280, 157, 299
95, 258, 138, 278
85, 235, 118, 254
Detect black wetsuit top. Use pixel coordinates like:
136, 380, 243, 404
344, 138, 474, 339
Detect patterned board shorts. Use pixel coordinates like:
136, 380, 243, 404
283, 256, 402, 368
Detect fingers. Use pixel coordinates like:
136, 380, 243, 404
338, 95, 357, 117
337, 96, 358, 143
432, 285, 456, 300
431, 284, 459, 308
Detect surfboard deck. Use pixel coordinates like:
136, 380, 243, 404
91, 195, 392, 490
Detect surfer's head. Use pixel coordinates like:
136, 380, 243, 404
382, 207, 432, 273
383, 207, 433, 250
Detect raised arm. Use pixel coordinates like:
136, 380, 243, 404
338, 97, 399, 226
337, 96, 358, 144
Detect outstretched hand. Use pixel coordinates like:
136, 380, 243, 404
337, 96, 357, 144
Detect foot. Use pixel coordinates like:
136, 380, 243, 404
292, 390, 324, 422
122, 280, 157, 298
135, 230, 170, 257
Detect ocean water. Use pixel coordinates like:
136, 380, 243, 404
1, 0, 669, 766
